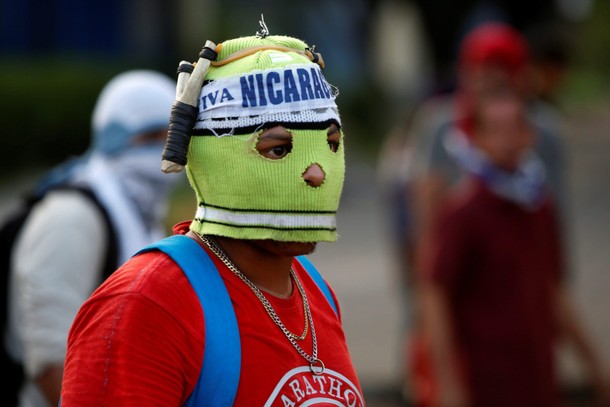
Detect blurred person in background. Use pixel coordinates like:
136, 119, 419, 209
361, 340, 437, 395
409, 21, 569, 252
6, 69, 179, 407
379, 21, 572, 403
413, 64, 610, 406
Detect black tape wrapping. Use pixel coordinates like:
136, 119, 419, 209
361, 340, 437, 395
199, 46, 218, 61
162, 101, 198, 166
177, 62, 194, 75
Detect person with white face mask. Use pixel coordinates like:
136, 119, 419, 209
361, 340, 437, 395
6, 70, 180, 407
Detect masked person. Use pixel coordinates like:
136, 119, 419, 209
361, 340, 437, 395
59, 32, 365, 407
415, 81, 610, 407
395, 22, 599, 406
6, 70, 180, 407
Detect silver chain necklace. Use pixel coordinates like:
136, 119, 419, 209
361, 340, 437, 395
197, 233, 325, 375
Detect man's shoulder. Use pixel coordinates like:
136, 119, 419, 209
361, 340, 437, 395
91, 249, 202, 319
109, 250, 187, 291
411, 95, 456, 136
14, 190, 104, 248
441, 181, 489, 221
39, 187, 104, 218
414, 93, 457, 119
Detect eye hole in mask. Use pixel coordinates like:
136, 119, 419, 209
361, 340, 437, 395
255, 121, 341, 160
256, 126, 293, 160
327, 122, 340, 153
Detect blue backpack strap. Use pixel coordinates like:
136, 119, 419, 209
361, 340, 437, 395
295, 255, 338, 316
137, 235, 240, 407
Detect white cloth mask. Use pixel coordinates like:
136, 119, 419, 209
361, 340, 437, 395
109, 144, 183, 228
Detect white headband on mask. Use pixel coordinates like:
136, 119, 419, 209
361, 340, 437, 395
194, 63, 340, 134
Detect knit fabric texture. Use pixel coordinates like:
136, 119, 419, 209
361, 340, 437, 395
186, 35, 345, 242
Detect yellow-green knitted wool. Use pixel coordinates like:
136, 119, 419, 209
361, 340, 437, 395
186, 35, 345, 242
207, 36, 314, 79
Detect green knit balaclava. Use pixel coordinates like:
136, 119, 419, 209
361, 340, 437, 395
187, 35, 345, 242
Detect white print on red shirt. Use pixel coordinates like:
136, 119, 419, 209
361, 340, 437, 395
264, 366, 365, 406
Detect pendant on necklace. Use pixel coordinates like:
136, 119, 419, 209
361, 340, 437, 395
310, 358, 325, 375
199, 233, 326, 376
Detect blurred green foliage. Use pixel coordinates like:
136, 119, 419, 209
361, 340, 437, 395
557, 2, 610, 111
0, 58, 129, 174
574, 1, 610, 75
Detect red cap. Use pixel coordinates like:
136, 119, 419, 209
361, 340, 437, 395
459, 22, 530, 74
455, 22, 530, 137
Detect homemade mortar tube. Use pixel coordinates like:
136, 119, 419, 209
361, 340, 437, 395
162, 40, 218, 173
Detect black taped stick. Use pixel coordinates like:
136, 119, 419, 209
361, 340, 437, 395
162, 41, 217, 173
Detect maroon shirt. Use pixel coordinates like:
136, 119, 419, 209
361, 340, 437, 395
424, 177, 563, 407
